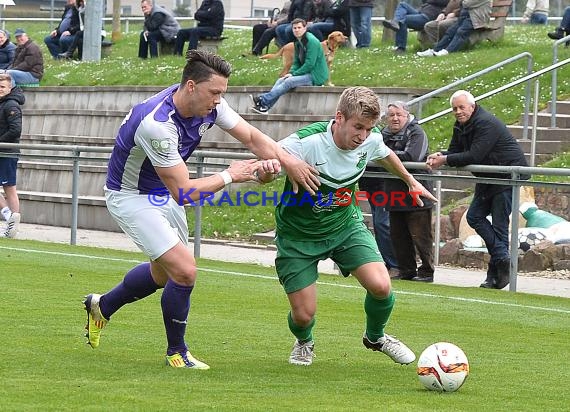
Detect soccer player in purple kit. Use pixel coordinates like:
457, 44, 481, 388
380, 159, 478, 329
83, 50, 319, 369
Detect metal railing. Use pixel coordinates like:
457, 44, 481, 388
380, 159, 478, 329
2, 142, 570, 293
411, 57, 570, 281
406, 52, 534, 140
550, 34, 570, 127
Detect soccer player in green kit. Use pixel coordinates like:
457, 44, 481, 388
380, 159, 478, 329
256, 86, 437, 366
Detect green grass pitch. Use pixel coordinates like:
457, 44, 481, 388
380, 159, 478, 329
1, 238, 569, 411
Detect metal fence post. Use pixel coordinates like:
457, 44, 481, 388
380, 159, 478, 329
71, 149, 80, 245
509, 171, 522, 292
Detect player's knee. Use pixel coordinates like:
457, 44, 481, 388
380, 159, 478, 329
368, 281, 391, 298
293, 310, 315, 327
170, 264, 197, 286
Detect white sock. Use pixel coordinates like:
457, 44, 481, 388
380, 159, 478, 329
1, 206, 11, 221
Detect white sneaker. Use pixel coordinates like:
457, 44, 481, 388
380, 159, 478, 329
416, 49, 435, 57
363, 333, 416, 365
4, 212, 20, 238
289, 339, 315, 366
434, 49, 449, 56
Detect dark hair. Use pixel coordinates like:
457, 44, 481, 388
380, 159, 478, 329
291, 18, 307, 26
180, 49, 232, 85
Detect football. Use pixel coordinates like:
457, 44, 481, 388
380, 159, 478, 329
518, 228, 548, 252
417, 342, 469, 392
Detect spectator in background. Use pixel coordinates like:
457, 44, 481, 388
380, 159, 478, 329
307, 0, 335, 41
348, 0, 374, 48
547, 6, 569, 40
175, 0, 225, 56
250, 19, 328, 114
417, 0, 492, 57
382, 0, 449, 54
521, 0, 548, 25
308, 0, 351, 41
419, 0, 461, 49
6, 29, 44, 87
382, 102, 434, 282
58, 0, 107, 60
0, 73, 24, 238
358, 170, 400, 277
0, 30, 15, 70
246, 2, 291, 56
44, 0, 80, 58
139, 0, 180, 59
276, 0, 315, 47
427, 90, 529, 290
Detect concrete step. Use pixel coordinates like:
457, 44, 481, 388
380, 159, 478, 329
525, 112, 570, 128
18, 190, 121, 232
547, 100, 570, 115
508, 125, 570, 140
516, 139, 567, 153
17, 161, 107, 197
22, 86, 429, 117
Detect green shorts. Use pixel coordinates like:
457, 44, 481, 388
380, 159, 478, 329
275, 222, 383, 294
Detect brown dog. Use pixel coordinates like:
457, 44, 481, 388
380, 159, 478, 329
260, 30, 348, 86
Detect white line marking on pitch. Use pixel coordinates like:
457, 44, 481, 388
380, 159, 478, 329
2, 245, 569, 315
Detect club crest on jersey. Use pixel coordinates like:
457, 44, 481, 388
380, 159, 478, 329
198, 123, 211, 136
356, 152, 368, 169
151, 139, 170, 153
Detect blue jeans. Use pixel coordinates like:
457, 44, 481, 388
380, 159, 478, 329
258, 74, 313, 109
393, 3, 429, 50
434, 8, 474, 53
275, 23, 295, 47
561, 6, 570, 30
6, 70, 39, 86
466, 185, 512, 264
308, 21, 335, 41
370, 202, 398, 270
529, 13, 548, 25
350, 6, 373, 47
175, 27, 220, 55
44, 34, 76, 58
138, 30, 165, 58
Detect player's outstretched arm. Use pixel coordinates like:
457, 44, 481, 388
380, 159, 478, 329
155, 159, 261, 204
226, 119, 320, 194
376, 151, 438, 207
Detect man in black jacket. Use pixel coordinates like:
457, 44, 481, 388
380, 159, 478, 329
139, 0, 180, 58
0, 73, 24, 238
175, 0, 224, 56
427, 90, 529, 289
43, 0, 80, 58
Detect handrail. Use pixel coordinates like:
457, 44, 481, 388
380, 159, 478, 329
2, 142, 570, 292
418, 57, 570, 124
406, 52, 533, 140
551, 34, 570, 127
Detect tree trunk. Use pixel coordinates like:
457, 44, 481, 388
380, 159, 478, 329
112, 0, 122, 42
382, 0, 398, 43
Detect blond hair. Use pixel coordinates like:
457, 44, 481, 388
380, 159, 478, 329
336, 86, 381, 122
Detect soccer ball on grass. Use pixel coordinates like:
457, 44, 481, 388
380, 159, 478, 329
417, 342, 469, 392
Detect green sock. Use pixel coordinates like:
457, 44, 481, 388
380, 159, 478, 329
288, 311, 315, 342
364, 291, 395, 342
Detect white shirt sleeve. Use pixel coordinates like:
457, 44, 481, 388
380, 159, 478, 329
135, 116, 182, 168
278, 134, 304, 160
214, 97, 241, 130
369, 133, 391, 161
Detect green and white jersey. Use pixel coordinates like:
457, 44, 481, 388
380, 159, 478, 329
276, 120, 390, 240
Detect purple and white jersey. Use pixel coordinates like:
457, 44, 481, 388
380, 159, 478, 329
106, 84, 240, 194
